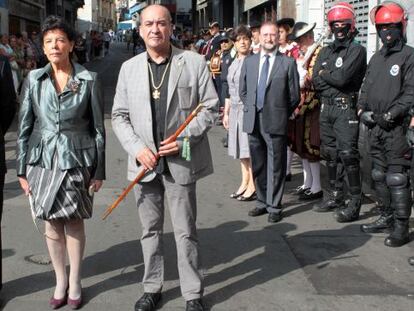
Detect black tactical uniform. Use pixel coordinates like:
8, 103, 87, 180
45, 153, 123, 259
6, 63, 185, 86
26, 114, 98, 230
358, 40, 414, 247
312, 37, 367, 221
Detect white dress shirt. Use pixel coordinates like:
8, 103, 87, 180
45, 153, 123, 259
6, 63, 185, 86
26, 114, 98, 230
258, 50, 277, 85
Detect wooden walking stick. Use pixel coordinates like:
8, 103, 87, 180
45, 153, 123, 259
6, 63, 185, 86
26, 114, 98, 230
102, 103, 205, 220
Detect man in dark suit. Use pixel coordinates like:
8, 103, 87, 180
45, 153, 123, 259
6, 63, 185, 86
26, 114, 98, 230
239, 21, 300, 222
0, 55, 17, 291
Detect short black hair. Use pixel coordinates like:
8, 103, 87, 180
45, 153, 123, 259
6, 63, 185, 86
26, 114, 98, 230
41, 15, 76, 42
234, 25, 252, 40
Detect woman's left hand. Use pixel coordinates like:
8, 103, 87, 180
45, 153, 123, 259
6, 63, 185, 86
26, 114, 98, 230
89, 179, 103, 193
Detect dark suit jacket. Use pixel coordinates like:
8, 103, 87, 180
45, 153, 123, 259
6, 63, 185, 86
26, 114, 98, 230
0, 56, 17, 174
239, 51, 300, 135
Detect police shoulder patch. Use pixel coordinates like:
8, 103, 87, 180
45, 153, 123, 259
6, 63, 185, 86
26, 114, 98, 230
390, 64, 400, 76
335, 57, 343, 68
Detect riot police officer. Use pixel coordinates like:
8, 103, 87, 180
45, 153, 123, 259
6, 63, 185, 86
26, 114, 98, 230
312, 2, 367, 222
359, 1, 414, 247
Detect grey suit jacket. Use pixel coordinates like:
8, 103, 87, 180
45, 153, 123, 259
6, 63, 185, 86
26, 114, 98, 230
112, 46, 219, 184
239, 51, 300, 135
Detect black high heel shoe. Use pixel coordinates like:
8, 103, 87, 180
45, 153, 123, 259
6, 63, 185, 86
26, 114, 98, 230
230, 189, 246, 199
237, 191, 257, 201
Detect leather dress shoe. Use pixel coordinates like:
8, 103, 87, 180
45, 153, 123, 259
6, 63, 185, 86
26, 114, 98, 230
186, 299, 204, 311
230, 189, 245, 199
237, 191, 257, 201
268, 212, 283, 223
299, 190, 323, 201
409, 256, 414, 266
135, 293, 161, 311
248, 207, 267, 217
285, 173, 292, 181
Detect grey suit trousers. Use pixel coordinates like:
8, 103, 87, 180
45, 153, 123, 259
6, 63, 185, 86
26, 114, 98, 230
248, 112, 287, 213
133, 174, 203, 300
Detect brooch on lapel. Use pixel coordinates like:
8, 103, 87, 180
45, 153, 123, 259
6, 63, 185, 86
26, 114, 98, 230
68, 80, 81, 93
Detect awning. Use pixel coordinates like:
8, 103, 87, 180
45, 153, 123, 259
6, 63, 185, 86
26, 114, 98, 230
244, 0, 268, 12
129, 2, 147, 15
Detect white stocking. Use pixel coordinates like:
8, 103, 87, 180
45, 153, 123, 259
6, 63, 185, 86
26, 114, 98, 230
309, 161, 322, 193
302, 159, 312, 189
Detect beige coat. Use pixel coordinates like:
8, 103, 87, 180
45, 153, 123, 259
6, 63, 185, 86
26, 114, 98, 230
112, 46, 219, 185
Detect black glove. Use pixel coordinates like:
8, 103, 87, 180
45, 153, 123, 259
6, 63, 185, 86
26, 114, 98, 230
360, 111, 376, 129
407, 127, 414, 148
373, 112, 395, 131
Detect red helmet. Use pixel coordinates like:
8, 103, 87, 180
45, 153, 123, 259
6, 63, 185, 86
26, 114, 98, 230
327, 2, 356, 28
370, 1, 407, 26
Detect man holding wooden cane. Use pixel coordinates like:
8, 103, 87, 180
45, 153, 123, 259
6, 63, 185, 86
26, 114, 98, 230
112, 5, 218, 311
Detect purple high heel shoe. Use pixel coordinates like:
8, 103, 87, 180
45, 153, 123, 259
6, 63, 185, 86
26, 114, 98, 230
67, 293, 82, 310
49, 293, 67, 309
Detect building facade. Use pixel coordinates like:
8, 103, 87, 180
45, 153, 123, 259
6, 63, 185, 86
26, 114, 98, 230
77, 0, 116, 33
46, 0, 85, 27
7, 0, 45, 34
294, 0, 325, 41
194, 0, 277, 33
0, 0, 9, 34
1, 0, 85, 35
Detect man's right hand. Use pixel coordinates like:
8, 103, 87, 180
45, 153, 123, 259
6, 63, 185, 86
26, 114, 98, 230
360, 111, 376, 129
136, 147, 157, 171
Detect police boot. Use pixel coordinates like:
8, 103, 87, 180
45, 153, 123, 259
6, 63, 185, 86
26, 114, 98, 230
360, 208, 394, 233
313, 189, 344, 212
361, 180, 393, 233
334, 151, 362, 223
384, 173, 411, 247
334, 195, 361, 223
313, 161, 343, 212
384, 218, 410, 247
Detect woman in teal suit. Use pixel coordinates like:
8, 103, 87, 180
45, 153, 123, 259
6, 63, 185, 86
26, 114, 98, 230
16, 16, 105, 309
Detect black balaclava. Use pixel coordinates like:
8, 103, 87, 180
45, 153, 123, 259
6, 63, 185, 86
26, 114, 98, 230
377, 23, 403, 49
332, 23, 352, 43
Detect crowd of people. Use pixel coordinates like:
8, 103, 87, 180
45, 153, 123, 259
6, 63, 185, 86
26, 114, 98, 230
0, 31, 45, 94
0, 2, 414, 311
193, 1, 414, 264
0, 28, 114, 97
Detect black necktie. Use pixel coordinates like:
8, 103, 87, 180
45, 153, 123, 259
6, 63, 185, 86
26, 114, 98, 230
256, 54, 270, 111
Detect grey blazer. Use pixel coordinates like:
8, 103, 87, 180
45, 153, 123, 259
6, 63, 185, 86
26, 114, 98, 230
239, 51, 300, 135
112, 46, 219, 185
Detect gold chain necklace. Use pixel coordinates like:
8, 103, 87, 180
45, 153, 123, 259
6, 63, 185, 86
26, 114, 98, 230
147, 60, 171, 100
